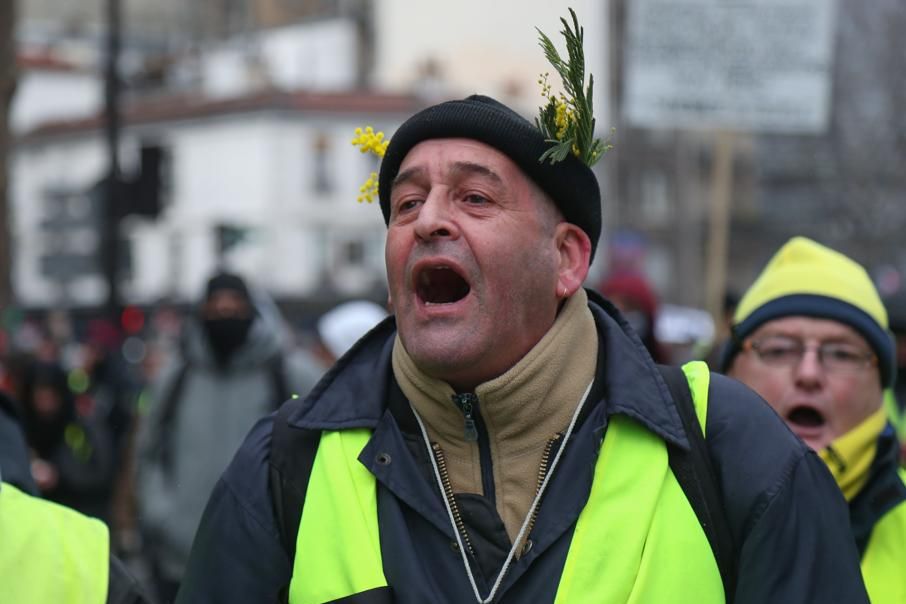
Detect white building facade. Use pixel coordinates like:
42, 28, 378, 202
12, 91, 416, 308
12, 15, 421, 309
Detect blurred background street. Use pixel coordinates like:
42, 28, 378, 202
1, 0, 904, 599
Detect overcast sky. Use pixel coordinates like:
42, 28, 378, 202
373, 0, 611, 129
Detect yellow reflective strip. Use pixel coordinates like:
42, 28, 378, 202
556, 417, 672, 603
0, 482, 108, 604
556, 362, 722, 603
861, 470, 906, 604
289, 430, 387, 604
681, 361, 711, 436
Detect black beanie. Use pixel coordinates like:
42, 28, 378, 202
378, 95, 603, 261
205, 271, 250, 301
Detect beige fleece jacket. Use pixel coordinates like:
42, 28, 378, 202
392, 289, 599, 544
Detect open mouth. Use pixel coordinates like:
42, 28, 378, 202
416, 266, 471, 305
786, 406, 825, 428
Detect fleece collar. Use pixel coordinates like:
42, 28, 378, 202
391, 289, 599, 542
287, 289, 689, 451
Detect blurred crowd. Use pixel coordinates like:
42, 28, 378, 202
0, 271, 387, 603
3, 260, 906, 602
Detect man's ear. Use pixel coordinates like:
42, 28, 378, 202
554, 223, 591, 300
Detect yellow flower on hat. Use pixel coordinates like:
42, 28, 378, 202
351, 126, 388, 204
351, 126, 388, 157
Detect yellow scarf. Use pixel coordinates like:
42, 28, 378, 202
818, 407, 887, 501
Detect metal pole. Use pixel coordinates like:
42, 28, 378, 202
705, 130, 735, 323
0, 0, 16, 310
102, 0, 122, 319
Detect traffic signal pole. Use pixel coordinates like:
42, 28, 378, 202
0, 0, 15, 310
102, 0, 122, 320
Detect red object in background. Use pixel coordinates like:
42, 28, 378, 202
86, 318, 122, 353
599, 272, 659, 321
120, 306, 145, 335
75, 393, 95, 417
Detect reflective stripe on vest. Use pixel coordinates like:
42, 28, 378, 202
289, 361, 722, 603
555, 361, 723, 602
290, 429, 388, 604
861, 468, 906, 604
0, 481, 109, 604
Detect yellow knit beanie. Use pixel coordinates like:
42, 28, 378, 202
720, 237, 894, 387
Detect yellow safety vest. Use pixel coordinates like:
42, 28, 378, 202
0, 481, 109, 604
289, 361, 724, 603
861, 468, 906, 604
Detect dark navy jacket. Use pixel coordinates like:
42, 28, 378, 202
178, 296, 869, 603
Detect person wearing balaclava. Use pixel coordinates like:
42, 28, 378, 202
135, 270, 321, 602
200, 272, 256, 367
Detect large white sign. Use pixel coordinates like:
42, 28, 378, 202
623, 0, 836, 133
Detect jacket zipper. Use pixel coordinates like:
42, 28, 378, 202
452, 392, 479, 442
521, 432, 561, 553
431, 442, 475, 555
452, 393, 495, 503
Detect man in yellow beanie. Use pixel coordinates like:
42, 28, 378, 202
722, 236, 906, 603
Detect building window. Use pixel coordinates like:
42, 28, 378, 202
341, 238, 365, 267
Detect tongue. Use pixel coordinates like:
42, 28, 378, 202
788, 407, 825, 428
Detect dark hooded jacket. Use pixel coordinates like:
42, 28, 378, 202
177, 294, 868, 603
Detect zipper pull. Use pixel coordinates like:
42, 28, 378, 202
452, 393, 479, 442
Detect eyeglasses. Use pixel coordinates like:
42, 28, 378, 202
742, 335, 877, 374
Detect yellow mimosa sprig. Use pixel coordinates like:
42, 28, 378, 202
351, 126, 389, 203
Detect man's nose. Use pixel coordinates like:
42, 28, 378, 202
794, 347, 825, 388
414, 192, 458, 241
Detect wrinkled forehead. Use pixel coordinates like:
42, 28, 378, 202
395, 139, 521, 181
394, 138, 561, 217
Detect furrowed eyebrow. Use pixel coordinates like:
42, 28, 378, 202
392, 166, 427, 190
391, 161, 504, 192
450, 161, 503, 186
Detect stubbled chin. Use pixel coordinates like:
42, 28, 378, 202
791, 427, 829, 452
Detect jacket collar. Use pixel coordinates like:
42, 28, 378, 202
586, 289, 688, 448
289, 290, 689, 450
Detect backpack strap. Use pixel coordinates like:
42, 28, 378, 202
658, 363, 737, 603
269, 402, 321, 602
154, 362, 192, 476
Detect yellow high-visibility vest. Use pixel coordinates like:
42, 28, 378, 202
861, 468, 906, 604
0, 481, 109, 604
289, 362, 724, 603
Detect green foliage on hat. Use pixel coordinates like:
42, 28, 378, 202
535, 8, 612, 167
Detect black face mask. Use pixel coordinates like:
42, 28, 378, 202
203, 317, 253, 366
